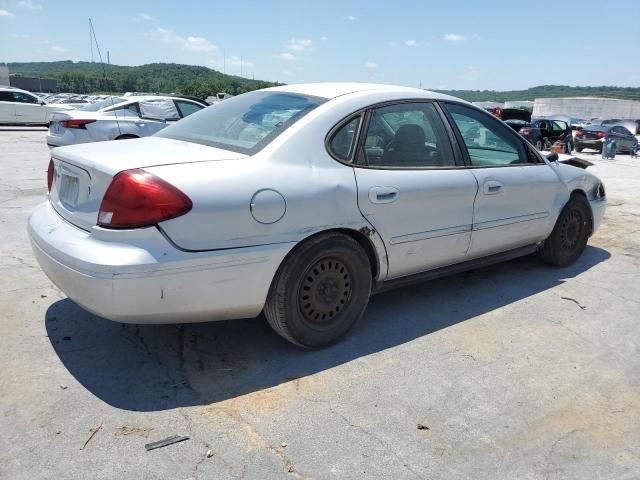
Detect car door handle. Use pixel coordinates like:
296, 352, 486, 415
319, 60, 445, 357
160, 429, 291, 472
369, 186, 399, 204
483, 181, 503, 194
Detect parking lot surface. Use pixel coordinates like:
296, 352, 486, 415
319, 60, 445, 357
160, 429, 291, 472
1, 127, 639, 479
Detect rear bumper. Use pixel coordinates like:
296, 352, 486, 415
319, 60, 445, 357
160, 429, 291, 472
28, 201, 295, 323
575, 139, 603, 151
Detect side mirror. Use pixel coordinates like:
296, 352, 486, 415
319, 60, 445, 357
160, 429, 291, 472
546, 152, 559, 162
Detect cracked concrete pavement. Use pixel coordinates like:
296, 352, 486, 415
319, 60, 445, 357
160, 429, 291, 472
0, 127, 639, 479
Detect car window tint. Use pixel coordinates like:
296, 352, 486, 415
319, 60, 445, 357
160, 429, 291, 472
175, 100, 203, 118
12, 92, 38, 104
362, 102, 455, 168
445, 103, 526, 167
328, 116, 360, 161
0, 92, 13, 102
551, 121, 566, 132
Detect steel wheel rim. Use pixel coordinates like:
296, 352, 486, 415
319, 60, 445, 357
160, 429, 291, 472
560, 209, 582, 251
298, 257, 352, 325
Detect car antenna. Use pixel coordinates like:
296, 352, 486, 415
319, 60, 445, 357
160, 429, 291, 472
89, 18, 122, 136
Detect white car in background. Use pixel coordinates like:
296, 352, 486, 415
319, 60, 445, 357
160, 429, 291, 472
0, 86, 76, 124
29, 83, 606, 348
46, 96, 207, 148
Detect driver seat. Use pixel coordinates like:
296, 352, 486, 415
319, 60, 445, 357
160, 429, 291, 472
382, 124, 429, 166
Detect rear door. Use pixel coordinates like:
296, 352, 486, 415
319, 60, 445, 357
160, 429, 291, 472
0, 91, 16, 122
442, 102, 560, 258
348, 101, 479, 279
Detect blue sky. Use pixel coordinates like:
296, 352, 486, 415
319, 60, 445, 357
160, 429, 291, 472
1, 0, 639, 90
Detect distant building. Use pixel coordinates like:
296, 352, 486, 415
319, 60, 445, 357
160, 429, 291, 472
0, 65, 9, 86
533, 97, 640, 119
9, 74, 58, 93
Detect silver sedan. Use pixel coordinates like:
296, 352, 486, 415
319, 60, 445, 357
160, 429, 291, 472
46, 96, 206, 148
29, 83, 606, 347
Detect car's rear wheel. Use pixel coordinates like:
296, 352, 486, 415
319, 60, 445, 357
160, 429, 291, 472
115, 134, 138, 140
576, 146, 583, 153
264, 232, 372, 348
539, 195, 591, 267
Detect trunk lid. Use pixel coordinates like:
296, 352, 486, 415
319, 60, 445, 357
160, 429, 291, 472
49, 137, 247, 231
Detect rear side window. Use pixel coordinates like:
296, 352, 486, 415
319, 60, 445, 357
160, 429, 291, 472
444, 103, 527, 167
360, 102, 455, 168
328, 116, 360, 161
0, 92, 14, 102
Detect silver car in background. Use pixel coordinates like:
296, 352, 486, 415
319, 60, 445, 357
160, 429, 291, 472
46, 96, 207, 148
29, 83, 606, 348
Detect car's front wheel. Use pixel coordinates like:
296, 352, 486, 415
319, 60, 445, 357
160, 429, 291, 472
539, 195, 591, 267
265, 232, 372, 348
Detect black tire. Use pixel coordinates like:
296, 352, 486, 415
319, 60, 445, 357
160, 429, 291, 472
565, 141, 573, 154
264, 232, 372, 348
575, 147, 583, 153
539, 195, 591, 267
115, 134, 138, 140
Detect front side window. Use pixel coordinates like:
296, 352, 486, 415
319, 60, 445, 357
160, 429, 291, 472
12, 92, 38, 104
328, 116, 360, 161
175, 100, 204, 118
444, 103, 527, 167
551, 120, 567, 133
360, 102, 455, 168
157, 91, 326, 154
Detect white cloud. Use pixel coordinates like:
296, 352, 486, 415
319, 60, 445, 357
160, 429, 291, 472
277, 52, 296, 61
137, 13, 155, 21
18, 0, 41, 9
345, 15, 356, 21
148, 28, 217, 52
286, 38, 313, 51
444, 33, 466, 42
405, 39, 417, 47
364, 61, 377, 68
0, 9, 14, 16
183, 36, 217, 51
320, 36, 328, 41
43, 40, 67, 53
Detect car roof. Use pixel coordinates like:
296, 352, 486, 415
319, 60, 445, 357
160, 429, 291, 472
0, 86, 34, 95
263, 82, 461, 102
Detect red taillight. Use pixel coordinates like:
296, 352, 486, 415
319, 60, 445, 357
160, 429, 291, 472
520, 128, 531, 136
97, 169, 192, 229
597, 131, 608, 139
47, 159, 54, 192
60, 119, 96, 129
575, 130, 584, 137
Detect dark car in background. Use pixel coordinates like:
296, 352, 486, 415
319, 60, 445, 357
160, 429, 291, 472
575, 125, 637, 153
519, 119, 573, 152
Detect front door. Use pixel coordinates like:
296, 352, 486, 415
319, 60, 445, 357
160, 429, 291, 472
351, 101, 479, 279
12, 91, 46, 123
443, 102, 559, 258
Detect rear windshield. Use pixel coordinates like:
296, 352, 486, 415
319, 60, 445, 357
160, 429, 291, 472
156, 91, 326, 154
79, 97, 127, 112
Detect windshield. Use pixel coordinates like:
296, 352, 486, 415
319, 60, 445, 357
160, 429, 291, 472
156, 90, 326, 154
79, 97, 127, 112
